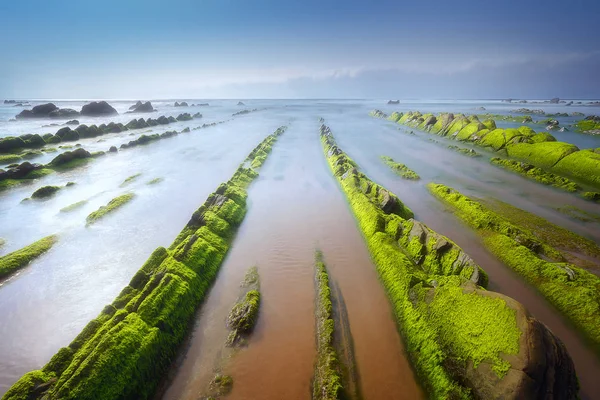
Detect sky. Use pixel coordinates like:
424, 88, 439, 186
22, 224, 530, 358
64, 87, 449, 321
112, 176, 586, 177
1, 0, 599, 99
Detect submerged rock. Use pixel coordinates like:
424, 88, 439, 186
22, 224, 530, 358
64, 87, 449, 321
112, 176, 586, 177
237, 101, 245, 106
49, 148, 92, 166
387, 100, 400, 104
65, 119, 79, 125
174, 101, 188, 107
129, 101, 143, 110
80, 101, 117, 116
16, 103, 58, 119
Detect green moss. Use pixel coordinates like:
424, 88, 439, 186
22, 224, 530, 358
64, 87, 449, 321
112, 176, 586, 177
455, 121, 485, 141
490, 157, 579, 192
0, 235, 58, 280
448, 145, 480, 157
428, 183, 600, 356
321, 124, 525, 399
4, 126, 287, 400
554, 205, 600, 223
120, 173, 142, 187
575, 118, 600, 133
0, 168, 54, 192
506, 141, 579, 170
226, 289, 260, 346
86, 193, 135, 225
31, 185, 61, 199
552, 149, 600, 189
583, 192, 600, 202
60, 200, 88, 213
381, 155, 420, 180
313, 251, 343, 400
146, 177, 163, 185
0, 154, 22, 164
208, 374, 233, 397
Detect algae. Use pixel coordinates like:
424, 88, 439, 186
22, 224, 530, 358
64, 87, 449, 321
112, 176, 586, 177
313, 251, 343, 400
490, 157, 579, 192
86, 193, 135, 225
146, 177, 163, 185
31, 185, 61, 199
0, 235, 58, 281
381, 156, 420, 180
428, 183, 600, 356
60, 200, 88, 213
120, 173, 142, 187
225, 266, 261, 347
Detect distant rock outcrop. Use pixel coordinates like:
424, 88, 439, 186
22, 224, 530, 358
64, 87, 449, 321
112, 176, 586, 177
80, 101, 118, 116
129, 101, 143, 110
128, 101, 154, 113
237, 101, 245, 106
16, 103, 62, 119
174, 101, 189, 107
65, 120, 80, 125
387, 100, 400, 104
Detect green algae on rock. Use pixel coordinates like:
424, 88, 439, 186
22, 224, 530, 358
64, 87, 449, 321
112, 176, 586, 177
2, 126, 286, 400
206, 374, 233, 398
321, 123, 578, 399
0, 154, 22, 165
378, 110, 600, 190
120, 173, 142, 187
428, 183, 600, 358
225, 266, 261, 347
0, 235, 58, 281
31, 185, 61, 199
447, 145, 481, 157
313, 251, 343, 400
146, 177, 163, 185
554, 204, 600, 223
381, 155, 420, 180
490, 157, 579, 192
86, 193, 135, 225
60, 200, 88, 213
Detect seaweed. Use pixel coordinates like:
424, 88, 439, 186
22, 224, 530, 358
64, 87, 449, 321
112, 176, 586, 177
86, 193, 135, 225
380, 156, 420, 180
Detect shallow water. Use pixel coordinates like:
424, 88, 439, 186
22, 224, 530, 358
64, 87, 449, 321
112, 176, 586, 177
0, 100, 599, 399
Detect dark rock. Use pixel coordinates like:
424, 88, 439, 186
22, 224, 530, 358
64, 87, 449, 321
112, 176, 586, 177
0, 136, 26, 151
128, 101, 154, 113
157, 116, 170, 125
23, 134, 46, 147
80, 101, 118, 116
167, 116, 177, 123
49, 108, 80, 118
55, 127, 80, 141
174, 101, 189, 107
16, 103, 60, 119
549, 97, 560, 104
237, 101, 245, 106
109, 146, 118, 152
65, 119, 79, 125
176, 113, 192, 121
4, 161, 42, 179
193, 112, 202, 118
387, 100, 400, 104
129, 101, 143, 110
4, 100, 17, 104
197, 103, 209, 106
31, 185, 61, 199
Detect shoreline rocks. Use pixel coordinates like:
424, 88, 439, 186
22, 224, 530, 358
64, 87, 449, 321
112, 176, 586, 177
80, 101, 118, 116
127, 101, 154, 113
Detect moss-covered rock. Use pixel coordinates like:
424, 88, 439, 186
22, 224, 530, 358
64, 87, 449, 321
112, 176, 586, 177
322, 124, 578, 399
380, 155, 420, 180
86, 193, 135, 225
0, 235, 58, 281
225, 266, 261, 347
312, 251, 343, 400
31, 185, 61, 199
428, 183, 600, 360
490, 158, 579, 192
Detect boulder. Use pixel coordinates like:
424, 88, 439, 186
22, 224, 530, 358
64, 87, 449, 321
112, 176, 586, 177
3, 161, 42, 179
549, 97, 560, 104
193, 112, 202, 118
65, 119, 80, 125
22, 134, 46, 147
80, 101, 118, 116
49, 148, 92, 166
55, 127, 80, 141
237, 101, 245, 106
387, 100, 400, 104
31, 185, 61, 199
458, 284, 578, 400
129, 101, 154, 113
0, 136, 26, 151
157, 116, 170, 125
109, 146, 118, 152
16, 103, 59, 119
176, 113, 192, 121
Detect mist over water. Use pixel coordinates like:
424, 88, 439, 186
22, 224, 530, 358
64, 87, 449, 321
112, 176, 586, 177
0, 99, 599, 398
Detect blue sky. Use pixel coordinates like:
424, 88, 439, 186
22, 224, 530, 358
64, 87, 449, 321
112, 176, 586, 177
1, 0, 599, 99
